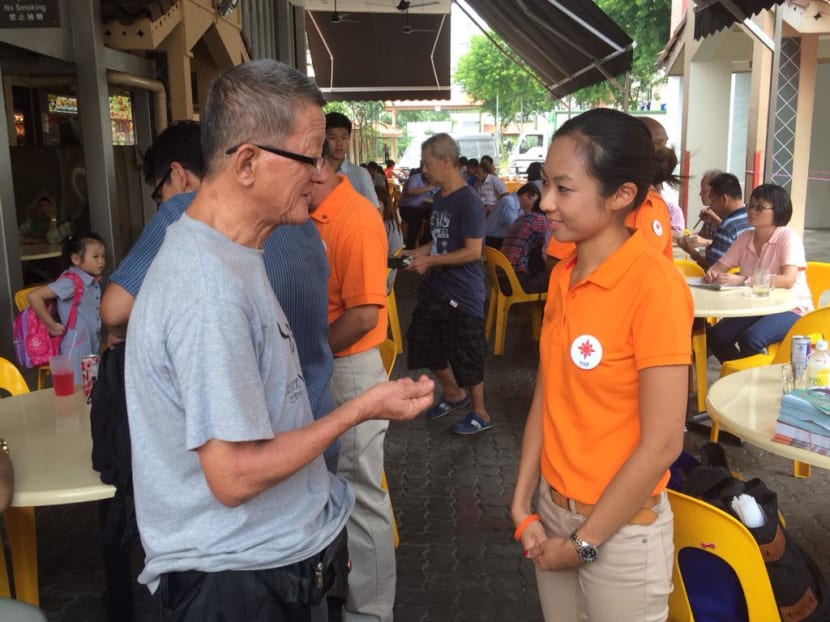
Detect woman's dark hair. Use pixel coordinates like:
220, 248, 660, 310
554, 108, 656, 212
376, 183, 394, 222
750, 183, 792, 227
517, 182, 542, 213
653, 146, 680, 188
517, 182, 540, 199
526, 161, 543, 182
62, 232, 105, 268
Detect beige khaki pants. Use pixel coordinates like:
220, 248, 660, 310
534, 479, 674, 622
331, 347, 395, 622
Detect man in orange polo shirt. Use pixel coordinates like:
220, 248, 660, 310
309, 159, 394, 622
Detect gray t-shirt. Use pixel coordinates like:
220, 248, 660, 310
125, 214, 353, 592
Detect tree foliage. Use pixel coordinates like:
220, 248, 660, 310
323, 101, 384, 162
454, 34, 550, 131
570, 0, 671, 109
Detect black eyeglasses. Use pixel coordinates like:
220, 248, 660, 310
151, 168, 172, 203
225, 144, 324, 175
748, 203, 774, 212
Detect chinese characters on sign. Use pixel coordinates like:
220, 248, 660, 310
0, 1, 60, 28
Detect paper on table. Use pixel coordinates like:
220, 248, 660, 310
685, 277, 745, 291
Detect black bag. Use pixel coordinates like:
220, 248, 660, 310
682, 444, 830, 622
91, 344, 133, 497
90, 343, 139, 621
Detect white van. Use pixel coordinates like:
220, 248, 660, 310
398, 133, 497, 172
454, 133, 497, 165
507, 131, 549, 175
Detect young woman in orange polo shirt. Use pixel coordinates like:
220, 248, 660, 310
510, 109, 694, 622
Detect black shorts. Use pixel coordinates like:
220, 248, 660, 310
406, 287, 486, 387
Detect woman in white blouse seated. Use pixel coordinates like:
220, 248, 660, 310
704, 183, 813, 362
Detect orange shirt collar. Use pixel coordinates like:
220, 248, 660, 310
310, 174, 351, 225
565, 229, 648, 291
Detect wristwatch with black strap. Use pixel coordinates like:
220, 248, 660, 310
569, 531, 599, 564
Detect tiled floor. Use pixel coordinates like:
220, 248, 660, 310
8, 228, 830, 621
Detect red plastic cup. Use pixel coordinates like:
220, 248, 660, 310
49, 355, 75, 397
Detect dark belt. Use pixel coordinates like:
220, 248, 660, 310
549, 485, 659, 526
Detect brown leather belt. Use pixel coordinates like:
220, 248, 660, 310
549, 486, 659, 526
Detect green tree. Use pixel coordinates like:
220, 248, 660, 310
570, 0, 671, 109
323, 101, 384, 162
454, 33, 550, 131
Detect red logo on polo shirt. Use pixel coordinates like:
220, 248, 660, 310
571, 335, 602, 370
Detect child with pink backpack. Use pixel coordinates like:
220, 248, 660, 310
24, 233, 106, 383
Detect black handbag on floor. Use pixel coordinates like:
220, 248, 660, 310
681, 443, 830, 622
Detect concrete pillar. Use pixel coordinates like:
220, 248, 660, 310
683, 38, 733, 191
745, 13, 774, 193
162, 23, 194, 121
70, 0, 120, 260
0, 64, 25, 360
789, 34, 818, 235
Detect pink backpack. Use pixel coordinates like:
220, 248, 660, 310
13, 271, 85, 368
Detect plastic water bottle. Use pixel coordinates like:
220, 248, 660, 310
806, 339, 830, 387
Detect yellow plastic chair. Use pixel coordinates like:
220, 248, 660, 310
377, 338, 400, 548
0, 357, 29, 599
715, 307, 830, 479
667, 489, 778, 621
13, 286, 51, 390
674, 259, 704, 278
806, 261, 830, 308
0, 357, 30, 397
675, 259, 709, 413
483, 247, 546, 356
379, 338, 397, 378
387, 249, 404, 354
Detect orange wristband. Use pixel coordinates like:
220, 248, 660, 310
513, 513, 541, 541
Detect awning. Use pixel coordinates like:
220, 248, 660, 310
693, 0, 785, 40
461, 0, 634, 99
655, 14, 686, 74
305, 10, 451, 101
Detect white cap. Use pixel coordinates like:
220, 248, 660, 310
816, 339, 828, 352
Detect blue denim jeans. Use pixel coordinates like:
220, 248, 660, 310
707, 311, 800, 363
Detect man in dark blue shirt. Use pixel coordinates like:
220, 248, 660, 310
686, 173, 751, 270
405, 134, 492, 436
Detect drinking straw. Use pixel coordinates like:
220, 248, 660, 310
65, 327, 86, 361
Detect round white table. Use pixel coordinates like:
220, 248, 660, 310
0, 387, 114, 606
686, 279, 798, 414
688, 282, 797, 318
706, 364, 830, 471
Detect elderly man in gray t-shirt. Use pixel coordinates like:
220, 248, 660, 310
125, 59, 434, 621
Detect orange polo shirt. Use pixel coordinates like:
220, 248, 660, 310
546, 236, 575, 261
539, 230, 693, 503
545, 189, 672, 261
311, 176, 388, 357
625, 189, 672, 260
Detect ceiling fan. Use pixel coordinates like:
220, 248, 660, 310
394, 0, 439, 9
365, 0, 440, 10
330, 0, 359, 24
400, 8, 436, 34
